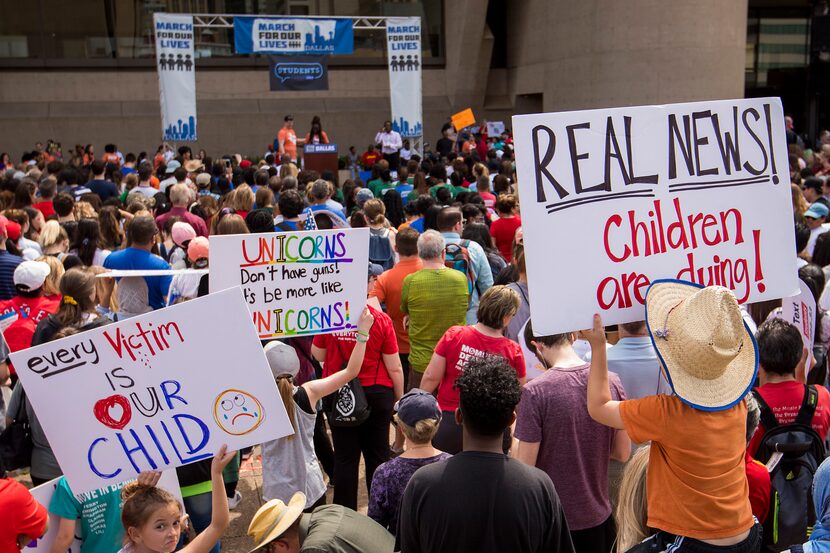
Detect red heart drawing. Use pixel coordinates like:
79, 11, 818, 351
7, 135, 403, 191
93, 395, 132, 430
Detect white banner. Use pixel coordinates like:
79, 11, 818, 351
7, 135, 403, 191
11, 288, 291, 495
209, 228, 370, 339
386, 17, 423, 138
154, 13, 197, 142
512, 97, 798, 335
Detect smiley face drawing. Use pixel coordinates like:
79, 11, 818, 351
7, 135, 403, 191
214, 389, 265, 436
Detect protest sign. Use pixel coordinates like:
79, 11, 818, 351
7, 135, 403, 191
11, 288, 291, 495
779, 279, 816, 372
451, 108, 476, 131
235, 17, 353, 55
209, 228, 370, 339
268, 55, 329, 91
486, 121, 506, 136
24, 471, 181, 553
512, 97, 798, 335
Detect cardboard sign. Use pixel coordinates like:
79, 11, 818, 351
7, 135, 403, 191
512, 97, 798, 335
25, 471, 181, 553
11, 288, 291, 495
780, 279, 816, 372
209, 228, 370, 339
451, 108, 476, 131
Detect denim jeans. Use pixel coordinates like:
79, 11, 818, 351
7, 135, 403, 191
182, 491, 220, 553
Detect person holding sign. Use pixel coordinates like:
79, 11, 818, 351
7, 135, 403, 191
118, 445, 236, 553
261, 307, 376, 510
311, 280, 404, 510
585, 282, 760, 553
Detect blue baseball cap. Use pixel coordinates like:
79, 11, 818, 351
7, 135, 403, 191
806, 203, 830, 220
394, 389, 441, 426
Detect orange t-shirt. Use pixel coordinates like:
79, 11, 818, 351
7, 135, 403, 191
619, 395, 753, 540
278, 127, 298, 160
369, 257, 422, 353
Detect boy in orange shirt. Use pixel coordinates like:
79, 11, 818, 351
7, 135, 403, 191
585, 280, 760, 552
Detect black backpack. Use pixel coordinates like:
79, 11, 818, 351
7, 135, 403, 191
753, 385, 826, 552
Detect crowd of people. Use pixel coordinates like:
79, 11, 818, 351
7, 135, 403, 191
2, 116, 830, 553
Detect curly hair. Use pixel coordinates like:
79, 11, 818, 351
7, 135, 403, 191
454, 355, 521, 436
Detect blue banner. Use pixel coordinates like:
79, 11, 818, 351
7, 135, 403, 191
235, 17, 353, 55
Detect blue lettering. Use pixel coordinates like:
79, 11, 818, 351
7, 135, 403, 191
88, 437, 122, 479
117, 429, 158, 473
160, 379, 187, 409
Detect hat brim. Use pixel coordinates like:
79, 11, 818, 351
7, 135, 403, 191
645, 279, 758, 411
248, 492, 306, 552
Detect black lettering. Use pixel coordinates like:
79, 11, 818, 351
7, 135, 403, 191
625, 116, 659, 185
692, 110, 718, 176
711, 107, 742, 175
668, 114, 694, 179
741, 107, 768, 176
531, 125, 568, 202
567, 122, 606, 194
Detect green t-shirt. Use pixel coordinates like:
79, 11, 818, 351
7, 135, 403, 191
49, 476, 125, 553
368, 179, 394, 198
400, 268, 469, 372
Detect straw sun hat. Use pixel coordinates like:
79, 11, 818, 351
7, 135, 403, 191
645, 279, 758, 411
248, 491, 306, 552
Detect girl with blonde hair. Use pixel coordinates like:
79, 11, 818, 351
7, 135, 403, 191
38, 220, 70, 258
615, 445, 651, 553
36, 255, 64, 301
364, 199, 397, 270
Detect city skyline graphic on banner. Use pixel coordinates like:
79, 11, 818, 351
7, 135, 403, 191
306, 25, 336, 50
164, 115, 197, 141
393, 117, 422, 137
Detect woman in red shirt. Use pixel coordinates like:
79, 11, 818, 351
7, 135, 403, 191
420, 286, 526, 454
490, 193, 522, 262
311, 303, 404, 510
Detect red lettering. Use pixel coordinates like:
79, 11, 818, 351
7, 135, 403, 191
603, 214, 629, 262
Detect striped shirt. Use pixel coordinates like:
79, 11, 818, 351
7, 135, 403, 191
0, 250, 22, 301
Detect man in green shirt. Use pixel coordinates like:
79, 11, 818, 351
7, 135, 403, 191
248, 491, 394, 552
401, 230, 469, 389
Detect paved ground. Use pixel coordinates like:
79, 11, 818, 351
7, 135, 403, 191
222, 448, 370, 552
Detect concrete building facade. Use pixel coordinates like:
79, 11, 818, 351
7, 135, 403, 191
0, 0, 810, 159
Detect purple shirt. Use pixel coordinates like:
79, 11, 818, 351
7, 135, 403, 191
515, 362, 625, 530
155, 206, 209, 237
368, 452, 451, 535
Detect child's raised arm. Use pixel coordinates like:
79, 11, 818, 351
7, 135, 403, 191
181, 444, 236, 553
583, 314, 625, 430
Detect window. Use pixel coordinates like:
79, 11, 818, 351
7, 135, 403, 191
746, 11, 810, 88
0, 0, 444, 66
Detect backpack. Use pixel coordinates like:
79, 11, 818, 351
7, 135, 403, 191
3, 308, 38, 370
369, 228, 394, 271
753, 385, 826, 551
445, 240, 476, 297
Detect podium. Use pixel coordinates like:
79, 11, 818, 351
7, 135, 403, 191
303, 143, 339, 183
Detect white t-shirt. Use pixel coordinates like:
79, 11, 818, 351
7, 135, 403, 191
807, 224, 830, 256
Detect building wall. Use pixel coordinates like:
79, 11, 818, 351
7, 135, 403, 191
0, 0, 748, 160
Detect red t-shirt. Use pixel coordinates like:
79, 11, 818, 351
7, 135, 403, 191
312, 306, 398, 389
362, 151, 381, 169
433, 325, 525, 411
32, 200, 55, 219
748, 381, 830, 456
490, 215, 522, 262
0, 478, 47, 552
745, 453, 771, 523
